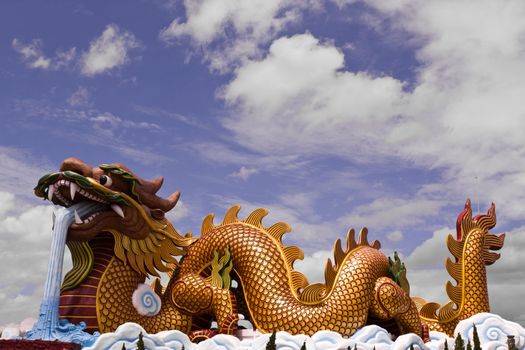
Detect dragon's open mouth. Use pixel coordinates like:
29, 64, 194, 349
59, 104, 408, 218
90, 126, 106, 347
43, 175, 127, 230
34, 164, 154, 241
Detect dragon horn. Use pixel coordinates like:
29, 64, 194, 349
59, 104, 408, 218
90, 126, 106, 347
108, 164, 178, 212
140, 176, 164, 194
138, 190, 181, 212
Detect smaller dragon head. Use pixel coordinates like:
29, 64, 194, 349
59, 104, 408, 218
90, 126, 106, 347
455, 198, 505, 265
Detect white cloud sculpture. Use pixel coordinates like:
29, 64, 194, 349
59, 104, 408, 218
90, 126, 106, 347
132, 284, 162, 316
78, 313, 524, 350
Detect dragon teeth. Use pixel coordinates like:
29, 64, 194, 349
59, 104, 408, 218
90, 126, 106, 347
111, 204, 125, 218
49, 179, 109, 205
74, 210, 82, 224
47, 185, 56, 201
70, 182, 79, 200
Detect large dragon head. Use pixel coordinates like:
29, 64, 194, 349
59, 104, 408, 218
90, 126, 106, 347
34, 157, 196, 284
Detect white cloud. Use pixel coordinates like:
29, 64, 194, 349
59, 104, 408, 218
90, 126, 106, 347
0, 152, 75, 326
486, 226, 525, 324
218, 0, 525, 222
0, 191, 58, 325
0, 192, 15, 217
133, 104, 205, 128
91, 112, 159, 130
293, 249, 332, 284
54, 47, 77, 69
12, 98, 169, 166
12, 39, 76, 71
0, 147, 53, 201
339, 196, 443, 232
12, 24, 138, 76
159, 0, 321, 72
222, 34, 407, 160
12, 39, 51, 69
81, 24, 140, 76
164, 199, 190, 222
387, 230, 404, 242
229, 166, 258, 181
67, 86, 91, 107
191, 141, 307, 173
404, 227, 451, 270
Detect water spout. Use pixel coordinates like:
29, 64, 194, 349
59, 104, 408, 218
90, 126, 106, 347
25, 202, 104, 346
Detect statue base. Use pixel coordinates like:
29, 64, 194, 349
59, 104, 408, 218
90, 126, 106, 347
0, 339, 81, 350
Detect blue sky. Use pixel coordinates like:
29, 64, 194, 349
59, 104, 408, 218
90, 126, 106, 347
1, 0, 524, 326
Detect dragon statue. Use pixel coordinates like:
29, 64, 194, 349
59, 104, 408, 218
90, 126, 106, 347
417, 199, 505, 335
33, 158, 505, 340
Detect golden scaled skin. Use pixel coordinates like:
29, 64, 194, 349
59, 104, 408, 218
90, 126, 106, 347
172, 206, 423, 337
97, 254, 192, 334
70, 200, 503, 339
419, 200, 505, 336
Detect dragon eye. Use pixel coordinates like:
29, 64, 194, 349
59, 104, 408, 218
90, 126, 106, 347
99, 175, 112, 187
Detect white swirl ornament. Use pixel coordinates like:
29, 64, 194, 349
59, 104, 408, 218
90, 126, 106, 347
132, 283, 162, 316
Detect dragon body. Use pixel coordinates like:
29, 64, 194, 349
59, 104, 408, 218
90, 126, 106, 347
60, 233, 192, 334
172, 207, 422, 336
33, 158, 504, 339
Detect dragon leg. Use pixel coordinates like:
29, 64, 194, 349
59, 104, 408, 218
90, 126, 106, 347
171, 273, 239, 335
213, 289, 239, 334
370, 277, 423, 337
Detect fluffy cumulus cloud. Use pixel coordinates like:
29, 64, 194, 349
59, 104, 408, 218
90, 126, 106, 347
81, 24, 140, 76
222, 33, 407, 159
367, 0, 525, 221
0, 190, 56, 325
293, 250, 332, 284
159, 0, 320, 72
0, 151, 71, 325
220, 0, 525, 224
